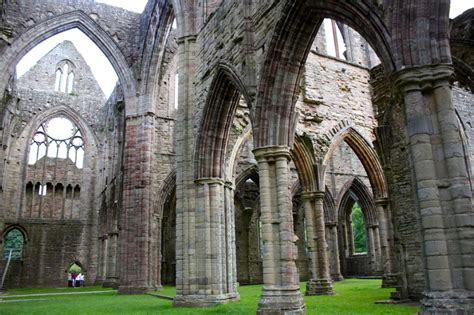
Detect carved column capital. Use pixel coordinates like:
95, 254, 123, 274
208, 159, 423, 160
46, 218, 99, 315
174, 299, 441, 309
375, 197, 389, 207
301, 191, 325, 201
392, 64, 453, 93
253, 145, 291, 162
194, 177, 225, 186
224, 181, 235, 190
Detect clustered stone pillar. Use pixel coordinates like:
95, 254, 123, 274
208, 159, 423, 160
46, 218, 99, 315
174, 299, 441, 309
326, 222, 343, 281
118, 114, 155, 294
302, 191, 334, 295
103, 232, 119, 288
96, 235, 108, 284
372, 225, 382, 274
367, 225, 377, 274
174, 177, 239, 306
375, 198, 397, 287
394, 65, 474, 313
253, 146, 306, 314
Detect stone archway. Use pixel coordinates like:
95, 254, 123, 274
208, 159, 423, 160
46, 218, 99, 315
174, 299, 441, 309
337, 177, 380, 277
0, 10, 137, 115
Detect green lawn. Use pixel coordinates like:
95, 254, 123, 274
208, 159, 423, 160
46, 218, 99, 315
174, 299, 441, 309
0, 279, 419, 314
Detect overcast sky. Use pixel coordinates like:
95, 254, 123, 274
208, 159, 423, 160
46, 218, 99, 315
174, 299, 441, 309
15, 1, 473, 98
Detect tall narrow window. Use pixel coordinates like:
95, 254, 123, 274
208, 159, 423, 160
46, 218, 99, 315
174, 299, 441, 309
39, 184, 47, 196
54, 60, 75, 93
3, 229, 25, 260
54, 70, 62, 91
28, 116, 85, 169
351, 202, 366, 253
323, 19, 347, 60
67, 72, 75, 93
60, 63, 69, 92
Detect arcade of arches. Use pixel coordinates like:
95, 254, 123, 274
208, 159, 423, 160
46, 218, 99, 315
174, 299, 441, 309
0, 1, 473, 314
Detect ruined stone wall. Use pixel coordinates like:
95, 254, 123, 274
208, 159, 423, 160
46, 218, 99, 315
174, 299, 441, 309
1, 0, 141, 65
370, 66, 425, 300
452, 84, 474, 187
17, 40, 105, 99
2, 221, 96, 288
94, 86, 124, 287
0, 36, 107, 288
225, 45, 379, 283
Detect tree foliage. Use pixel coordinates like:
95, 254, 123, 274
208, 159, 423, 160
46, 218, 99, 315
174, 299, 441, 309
69, 263, 82, 273
3, 229, 24, 259
351, 203, 367, 253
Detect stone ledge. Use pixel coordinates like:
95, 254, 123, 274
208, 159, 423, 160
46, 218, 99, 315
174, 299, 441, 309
173, 292, 240, 307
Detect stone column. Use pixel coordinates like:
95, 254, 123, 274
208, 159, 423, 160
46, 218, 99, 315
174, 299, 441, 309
224, 181, 238, 297
152, 213, 162, 290
327, 222, 343, 281
118, 113, 155, 294
173, 33, 238, 307
367, 225, 377, 273
375, 198, 397, 287
303, 191, 334, 295
253, 146, 306, 314
373, 225, 382, 274
346, 216, 355, 255
96, 235, 107, 284
103, 232, 119, 289
394, 65, 474, 313
174, 177, 239, 306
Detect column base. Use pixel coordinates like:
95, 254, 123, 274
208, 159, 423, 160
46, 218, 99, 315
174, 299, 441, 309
306, 279, 334, 296
381, 273, 398, 288
103, 277, 120, 289
421, 290, 474, 314
117, 285, 152, 294
257, 285, 306, 314
331, 274, 344, 282
173, 292, 240, 307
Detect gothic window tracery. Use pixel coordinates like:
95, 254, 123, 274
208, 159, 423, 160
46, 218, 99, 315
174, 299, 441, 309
28, 116, 84, 169
54, 60, 75, 93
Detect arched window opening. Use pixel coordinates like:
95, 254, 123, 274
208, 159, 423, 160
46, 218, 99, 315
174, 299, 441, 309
28, 116, 85, 169
313, 19, 381, 67
323, 19, 346, 60
55, 60, 75, 93
68, 262, 82, 274
54, 69, 62, 91
3, 229, 25, 260
16, 28, 118, 98
38, 184, 47, 196
351, 202, 366, 253
67, 71, 75, 93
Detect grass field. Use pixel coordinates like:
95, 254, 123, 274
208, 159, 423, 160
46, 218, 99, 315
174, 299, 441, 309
0, 279, 419, 314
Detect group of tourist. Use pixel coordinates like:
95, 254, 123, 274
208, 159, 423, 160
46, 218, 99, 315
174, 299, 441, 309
68, 272, 85, 288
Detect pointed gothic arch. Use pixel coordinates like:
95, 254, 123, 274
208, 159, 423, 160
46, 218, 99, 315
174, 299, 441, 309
159, 170, 177, 286
338, 177, 377, 227
139, 1, 176, 98
253, 0, 394, 148
194, 64, 253, 179
323, 127, 387, 199
21, 105, 100, 159
0, 10, 136, 114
